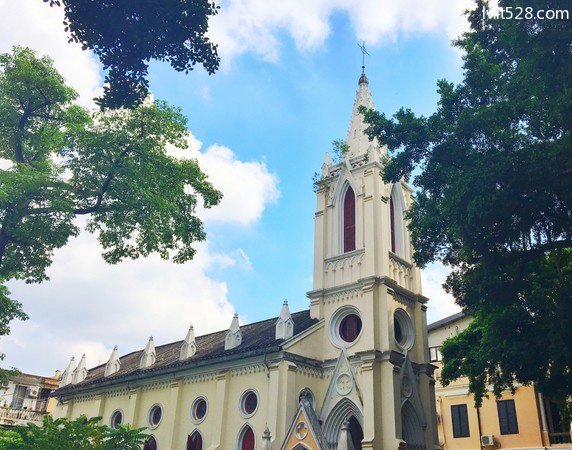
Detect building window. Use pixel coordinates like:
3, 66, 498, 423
394, 308, 414, 350
240, 390, 258, 417
148, 404, 163, 428
339, 314, 362, 343
191, 397, 208, 424
497, 399, 519, 435
329, 306, 363, 348
429, 346, 442, 362
143, 436, 158, 450
110, 409, 123, 429
187, 431, 203, 450
239, 426, 255, 450
343, 186, 356, 253
451, 404, 470, 438
390, 196, 396, 253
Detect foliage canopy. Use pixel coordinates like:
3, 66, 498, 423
45, 0, 221, 108
362, 0, 571, 406
0, 46, 221, 370
0, 415, 148, 450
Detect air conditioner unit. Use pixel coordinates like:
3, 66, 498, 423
481, 435, 495, 447
27, 386, 39, 398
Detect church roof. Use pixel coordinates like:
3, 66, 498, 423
53, 310, 317, 397
427, 311, 467, 332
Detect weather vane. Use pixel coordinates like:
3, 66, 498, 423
357, 41, 370, 74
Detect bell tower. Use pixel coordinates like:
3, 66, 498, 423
307, 72, 440, 450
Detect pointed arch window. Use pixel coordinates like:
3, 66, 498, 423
343, 186, 356, 253
187, 431, 203, 450
239, 426, 255, 450
390, 196, 396, 253
143, 436, 158, 450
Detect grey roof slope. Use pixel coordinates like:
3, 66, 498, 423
54, 309, 317, 396
427, 311, 466, 332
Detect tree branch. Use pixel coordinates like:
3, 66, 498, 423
73, 145, 133, 215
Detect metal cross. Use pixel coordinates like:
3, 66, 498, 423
358, 40, 370, 73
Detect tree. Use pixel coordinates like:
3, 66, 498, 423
0, 415, 148, 450
45, 0, 221, 109
0, 47, 222, 368
361, 0, 571, 407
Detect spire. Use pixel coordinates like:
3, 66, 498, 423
140, 336, 156, 369
337, 419, 357, 450
262, 427, 272, 450
346, 72, 376, 157
104, 346, 121, 377
72, 354, 87, 384
276, 300, 294, 340
180, 325, 197, 360
61, 356, 76, 386
225, 313, 242, 350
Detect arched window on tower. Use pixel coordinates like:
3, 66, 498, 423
389, 185, 408, 259
390, 196, 396, 253
187, 431, 203, 450
239, 425, 255, 450
343, 186, 356, 253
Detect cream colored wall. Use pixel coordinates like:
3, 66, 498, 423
430, 316, 552, 450
54, 358, 323, 450
436, 384, 544, 450
427, 316, 472, 349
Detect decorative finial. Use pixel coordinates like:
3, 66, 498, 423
357, 41, 370, 75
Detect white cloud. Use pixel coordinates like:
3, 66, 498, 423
170, 134, 281, 226
422, 262, 461, 324
210, 0, 476, 64
0, 226, 244, 375
0, 0, 102, 107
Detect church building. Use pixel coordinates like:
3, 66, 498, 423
52, 72, 440, 450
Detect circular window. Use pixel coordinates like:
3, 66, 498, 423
329, 306, 363, 348
110, 409, 123, 429
394, 308, 414, 350
339, 314, 362, 342
148, 404, 163, 428
240, 390, 259, 417
191, 397, 208, 424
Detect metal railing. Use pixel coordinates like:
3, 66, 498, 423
549, 432, 572, 445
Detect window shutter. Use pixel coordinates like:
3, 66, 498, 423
451, 404, 470, 438
343, 187, 356, 253
390, 196, 396, 253
498, 400, 518, 435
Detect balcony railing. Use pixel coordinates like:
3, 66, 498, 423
549, 432, 572, 445
0, 406, 47, 426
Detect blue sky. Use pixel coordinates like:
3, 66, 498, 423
151, 18, 463, 321
0, 0, 467, 375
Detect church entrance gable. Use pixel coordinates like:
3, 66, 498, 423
282, 397, 328, 450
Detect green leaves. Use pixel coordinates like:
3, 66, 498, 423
46, 0, 220, 109
362, 0, 572, 406
0, 46, 221, 367
0, 415, 148, 450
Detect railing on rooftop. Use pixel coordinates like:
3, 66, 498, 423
549, 432, 572, 445
0, 406, 47, 426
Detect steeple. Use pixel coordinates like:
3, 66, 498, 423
275, 300, 294, 340
346, 71, 376, 157
61, 357, 76, 386
180, 325, 197, 360
225, 313, 242, 350
72, 354, 87, 384
105, 346, 121, 377
140, 336, 156, 369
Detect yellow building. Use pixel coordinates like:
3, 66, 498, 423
52, 72, 440, 450
428, 312, 572, 450
0, 371, 60, 427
